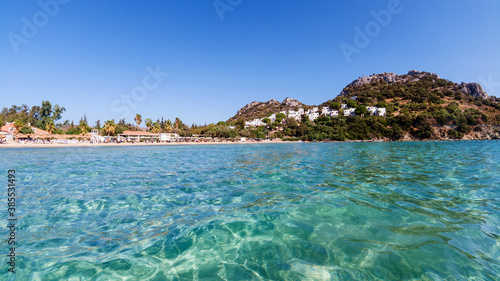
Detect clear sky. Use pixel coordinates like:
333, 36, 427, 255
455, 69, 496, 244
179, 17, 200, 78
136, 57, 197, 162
1, 0, 499, 126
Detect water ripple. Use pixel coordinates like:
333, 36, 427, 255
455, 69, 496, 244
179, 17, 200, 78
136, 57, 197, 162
0, 142, 499, 280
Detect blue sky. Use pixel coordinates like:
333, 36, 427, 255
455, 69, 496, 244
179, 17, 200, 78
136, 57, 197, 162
1, 0, 499, 126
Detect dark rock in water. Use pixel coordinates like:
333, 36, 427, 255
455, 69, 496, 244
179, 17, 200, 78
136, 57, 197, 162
458, 82, 489, 99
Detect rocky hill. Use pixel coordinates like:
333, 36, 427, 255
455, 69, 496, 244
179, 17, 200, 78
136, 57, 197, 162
323, 70, 500, 139
336, 70, 489, 99
227, 97, 308, 122
227, 70, 500, 140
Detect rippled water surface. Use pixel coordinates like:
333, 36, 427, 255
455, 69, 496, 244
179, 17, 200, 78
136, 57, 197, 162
1, 142, 499, 280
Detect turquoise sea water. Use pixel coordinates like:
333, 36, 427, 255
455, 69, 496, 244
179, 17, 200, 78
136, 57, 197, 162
1, 142, 499, 280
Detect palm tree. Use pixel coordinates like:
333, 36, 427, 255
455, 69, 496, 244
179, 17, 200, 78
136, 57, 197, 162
150, 123, 161, 133
134, 114, 142, 131
145, 118, 152, 132
174, 118, 181, 130
165, 120, 173, 133
103, 120, 116, 136
13, 119, 24, 133
45, 121, 56, 134
79, 122, 89, 135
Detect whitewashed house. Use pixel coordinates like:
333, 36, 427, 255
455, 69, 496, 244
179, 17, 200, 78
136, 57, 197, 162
288, 110, 303, 121
308, 112, 320, 121
344, 108, 356, 117
321, 107, 331, 115
367, 107, 378, 115
268, 113, 277, 122
245, 119, 265, 127
377, 108, 386, 117
330, 110, 339, 117
365, 107, 387, 117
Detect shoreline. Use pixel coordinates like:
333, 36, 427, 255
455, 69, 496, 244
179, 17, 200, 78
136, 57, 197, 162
0, 140, 292, 148
0, 138, 498, 148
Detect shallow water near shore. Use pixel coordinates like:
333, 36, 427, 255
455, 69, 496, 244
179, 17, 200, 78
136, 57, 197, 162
0, 142, 499, 280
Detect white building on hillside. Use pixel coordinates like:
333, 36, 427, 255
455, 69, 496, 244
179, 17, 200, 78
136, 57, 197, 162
344, 108, 356, 117
367, 107, 377, 115
330, 110, 339, 117
377, 108, 386, 116
366, 107, 386, 117
308, 112, 320, 121
341, 104, 348, 109
321, 107, 331, 115
268, 113, 277, 122
245, 119, 265, 127
288, 109, 303, 121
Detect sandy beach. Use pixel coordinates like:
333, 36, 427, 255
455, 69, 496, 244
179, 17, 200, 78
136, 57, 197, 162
0, 139, 291, 148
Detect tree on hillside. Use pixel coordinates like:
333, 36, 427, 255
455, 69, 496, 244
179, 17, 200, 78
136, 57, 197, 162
276, 113, 287, 123
235, 118, 245, 131
347, 100, 357, 108
330, 102, 341, 110
135, 114, 142, 131
285, 117, 298, 128
355, 105, 368, 116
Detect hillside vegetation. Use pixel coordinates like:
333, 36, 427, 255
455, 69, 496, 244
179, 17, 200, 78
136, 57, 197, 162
227, 71, 500, 141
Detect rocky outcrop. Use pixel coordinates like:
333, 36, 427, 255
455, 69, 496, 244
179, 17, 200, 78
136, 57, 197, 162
282, 97, 301, 107
345, 70, 439, 90
341, 70, 442, 96
407, 70, 439, 79
229, 98, 288, 122
235, 101, 260, 116
458, 82, 489, 99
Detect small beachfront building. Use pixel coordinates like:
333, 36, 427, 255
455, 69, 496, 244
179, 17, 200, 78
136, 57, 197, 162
160, 133, 179, 142
119, 131, 161, 142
